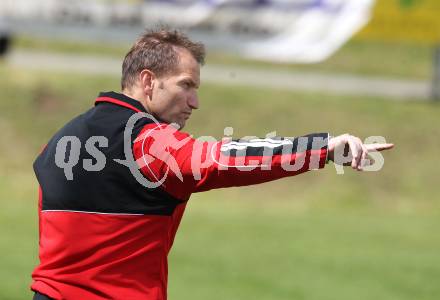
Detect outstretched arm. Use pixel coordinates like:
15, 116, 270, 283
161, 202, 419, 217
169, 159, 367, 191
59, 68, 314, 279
132, 123, 329, 199
133, 124, 394, 200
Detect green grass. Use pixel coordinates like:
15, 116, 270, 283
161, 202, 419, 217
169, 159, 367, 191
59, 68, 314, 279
14, 35, 434, 79
0, 63, 439, 300
14, 35, 129, 58
209, 39, 434, 80
171, 202, 440, 300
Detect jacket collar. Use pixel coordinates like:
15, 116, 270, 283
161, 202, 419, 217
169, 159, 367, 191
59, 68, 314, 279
95, 91, 147, 113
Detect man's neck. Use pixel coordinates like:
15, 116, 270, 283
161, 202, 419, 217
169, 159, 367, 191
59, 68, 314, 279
122, 90, 150, 113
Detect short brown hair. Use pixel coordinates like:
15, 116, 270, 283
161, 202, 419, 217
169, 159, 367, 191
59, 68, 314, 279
121, 28, 205, 90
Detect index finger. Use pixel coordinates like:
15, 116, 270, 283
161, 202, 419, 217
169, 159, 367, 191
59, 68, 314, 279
365, 143, 394, 152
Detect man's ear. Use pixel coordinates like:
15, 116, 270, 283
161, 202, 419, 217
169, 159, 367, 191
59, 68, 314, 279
139, 69, 155, 99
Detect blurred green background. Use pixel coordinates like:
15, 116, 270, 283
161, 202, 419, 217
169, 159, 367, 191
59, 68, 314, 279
1, 1, 440, 299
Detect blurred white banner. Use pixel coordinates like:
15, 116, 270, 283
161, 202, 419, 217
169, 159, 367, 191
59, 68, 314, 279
0, 0, 376, 63
142, 0, 376, 63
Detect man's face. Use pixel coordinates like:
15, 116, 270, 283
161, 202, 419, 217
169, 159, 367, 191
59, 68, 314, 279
149, 48, 200, 129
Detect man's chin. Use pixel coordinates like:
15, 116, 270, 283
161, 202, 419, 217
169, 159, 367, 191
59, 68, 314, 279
177, 121, 186, 130
170, 120, 185, 130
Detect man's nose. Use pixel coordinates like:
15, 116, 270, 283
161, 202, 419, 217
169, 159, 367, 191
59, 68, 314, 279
188, 93, 199, 110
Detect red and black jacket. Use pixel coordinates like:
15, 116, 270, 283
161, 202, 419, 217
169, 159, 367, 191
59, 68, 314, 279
32, 92, 328, 300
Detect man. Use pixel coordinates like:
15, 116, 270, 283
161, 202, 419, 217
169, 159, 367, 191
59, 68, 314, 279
31, 29, 393, 300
